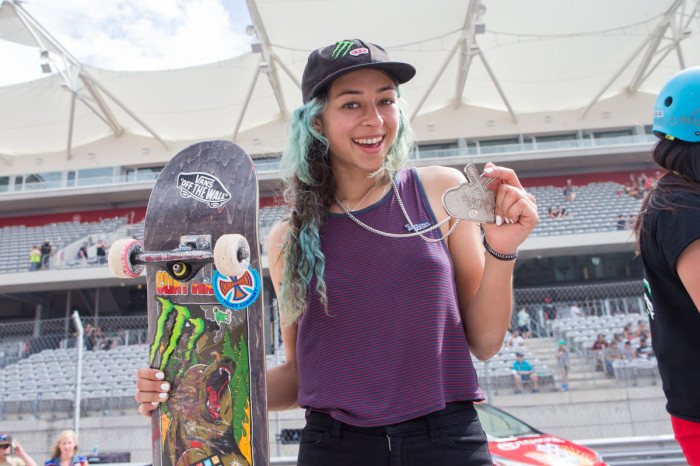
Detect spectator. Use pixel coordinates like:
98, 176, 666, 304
99, 336, 114, 351
116, 327, 126, 346
508, 329, 525, 349
547, 206, 557, 218
635, 319, 650, 338
40, 239, 54, 270
636, 337, 654, 359
512, 352, 539, 393
616, 215, 627, 230
627, 214, 637, 228
604, 341, 621, 376
516, 307, 531, 338
569, 301, 584, 319
84, 324, 96, 351
556, 340, 570, 391
0, 434, 37, 466
621, 341, 635, 360
612, 333, 624, 345
44, 430, 87, 466
29, 246, 41, 271
95, 240, 107, 264
542, 298, 557, 321
76, 243, 88, 267
591, 333, 609, 371
563, 179, 577, 202
622, 323, 634, 340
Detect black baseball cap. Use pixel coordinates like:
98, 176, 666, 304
301, 39, 416, 104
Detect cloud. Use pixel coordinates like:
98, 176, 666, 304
1, 0, 252, 85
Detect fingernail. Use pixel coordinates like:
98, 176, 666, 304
160, 383, 170, 391
159, 392, 168, 399
496, 215, 502, 226
151, 401, 159, 406
484, 168, 494, 174
155, 372, 165, 380
508, 218, 514, 224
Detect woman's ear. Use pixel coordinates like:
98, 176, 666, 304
313, 116, 324, 136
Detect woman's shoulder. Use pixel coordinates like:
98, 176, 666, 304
267, 219, 290, 245
414, 166, 466, 199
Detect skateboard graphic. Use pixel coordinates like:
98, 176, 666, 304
108, 140, 269, 466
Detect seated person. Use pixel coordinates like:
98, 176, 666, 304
591, 333, 609, 370
616, 215, 627, 230
512, 352, 539, 393
508, 329, 525, 349
636, 337, 654, 359
635, 319, 650, 337
604, 341, 621, 376
621, 341, 636, 360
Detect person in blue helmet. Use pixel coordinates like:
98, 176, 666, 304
633, 66, 700, 465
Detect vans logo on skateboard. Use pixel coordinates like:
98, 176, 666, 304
213, 268, 261, 309
177, 172, 231, 208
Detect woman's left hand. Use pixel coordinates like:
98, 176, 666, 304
481, 162, 538, 254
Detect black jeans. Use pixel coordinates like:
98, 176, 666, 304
297, 402, 492, 466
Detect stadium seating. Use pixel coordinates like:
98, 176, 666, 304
0, 217, 127, 273
526, 182, 643, 237
0, 180, 643, 274
0, 344, 148, 420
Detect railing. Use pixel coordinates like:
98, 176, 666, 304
0, 133, 656, 195
267, 435, 685, 465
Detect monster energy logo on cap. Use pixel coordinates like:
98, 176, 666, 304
332, 40, 368, 59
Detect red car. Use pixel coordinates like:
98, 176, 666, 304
475, 403, 607, 466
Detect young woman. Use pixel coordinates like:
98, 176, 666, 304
136, 39, 538, 465
633, 66, 700, 465
44, 431, 87, 466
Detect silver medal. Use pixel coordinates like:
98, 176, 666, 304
442, 163, 497, 224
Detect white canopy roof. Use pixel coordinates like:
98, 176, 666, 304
0, 0, 698, 159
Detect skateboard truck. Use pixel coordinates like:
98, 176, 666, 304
109, 233, 251, 281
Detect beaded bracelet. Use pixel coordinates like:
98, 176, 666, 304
483, 237, 518, 261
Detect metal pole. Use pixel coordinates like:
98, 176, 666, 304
72, 310, 84, 441
272, 299, 281, 457
483, 360, 494, 404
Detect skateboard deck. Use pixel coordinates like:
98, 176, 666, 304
123, 140, 268, 466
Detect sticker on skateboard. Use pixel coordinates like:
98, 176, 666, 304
108, 140, 269, 466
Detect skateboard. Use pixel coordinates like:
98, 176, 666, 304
108, 140, 269, 466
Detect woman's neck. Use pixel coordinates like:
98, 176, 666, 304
334, 173, 390, 212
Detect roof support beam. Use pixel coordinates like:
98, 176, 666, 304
411, 0, 516, 123
7, 1, 167, 154
232, 63, 262, 141
245, 0, 288, 120
453, 0, 483, 107
582, 0, 686, 118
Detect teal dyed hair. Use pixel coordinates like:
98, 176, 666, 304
278, 85, 414, 326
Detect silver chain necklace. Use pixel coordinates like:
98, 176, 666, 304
334, 176, 460, 243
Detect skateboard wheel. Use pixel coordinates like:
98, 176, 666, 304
108, 238, 144, 278
214, 234, 250, 277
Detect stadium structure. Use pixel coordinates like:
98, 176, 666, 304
0, 0, 698, 463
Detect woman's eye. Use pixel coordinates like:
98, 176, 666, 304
380, 98, 395, 105
342, 102, 359, 109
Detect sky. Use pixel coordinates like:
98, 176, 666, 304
1, 0, 253, 86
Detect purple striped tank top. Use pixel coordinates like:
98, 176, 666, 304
296, 167, 484, 427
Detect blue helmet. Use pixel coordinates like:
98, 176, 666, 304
652, 66, 700, 143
